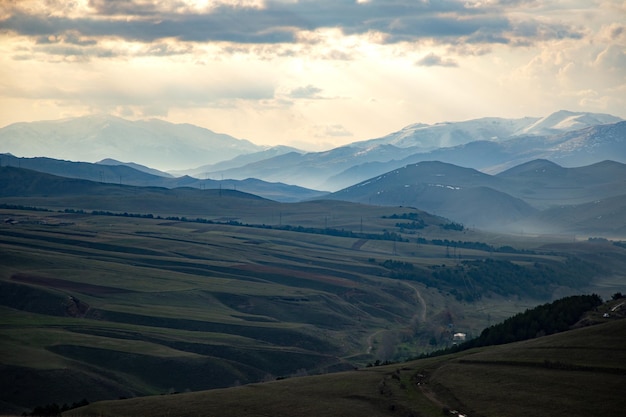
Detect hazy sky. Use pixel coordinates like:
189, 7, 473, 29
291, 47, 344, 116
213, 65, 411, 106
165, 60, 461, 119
1, 0, 625, 150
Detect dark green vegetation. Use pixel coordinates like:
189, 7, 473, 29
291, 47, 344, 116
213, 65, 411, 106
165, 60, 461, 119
1, 168, 625, 415
380, 257, 600, 302
66, 299, 626, 417
0, 154, 325, 202
464, 294, 604, 347
328, 159, 626, 234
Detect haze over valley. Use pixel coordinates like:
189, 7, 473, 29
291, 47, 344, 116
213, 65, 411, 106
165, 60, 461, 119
2, 0, 625, 415
2, 110, 625, 417
2, 110, 625, 235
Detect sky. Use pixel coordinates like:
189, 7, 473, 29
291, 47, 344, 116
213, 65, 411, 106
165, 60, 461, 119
1, 0, 625, 151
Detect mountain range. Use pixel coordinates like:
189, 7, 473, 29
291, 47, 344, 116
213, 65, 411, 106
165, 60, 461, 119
170, 110, 625, 190
1, 109, 625, 234
0, 154, 325, 203
0, 114, 266, 171
1, 110, 623, 191
2, 110, 626, 415
326, 159, 626, 234
2, 155, 625, 236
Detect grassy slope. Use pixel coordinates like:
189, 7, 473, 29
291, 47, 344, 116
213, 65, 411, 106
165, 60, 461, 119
1, 200, 623, 413
0, 207, 462, 413
67, 316, 626, 417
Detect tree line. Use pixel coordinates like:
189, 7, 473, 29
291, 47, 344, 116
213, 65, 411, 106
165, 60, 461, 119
416, 294, 604, 360
462, 294, 603, 347
23, 399, 89, 416
380, 257, 597, 302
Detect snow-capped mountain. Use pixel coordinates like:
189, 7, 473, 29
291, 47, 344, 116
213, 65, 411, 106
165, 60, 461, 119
518, 110, 622, 136
353, 116, 538, 149
199, 112, 624, 190
171, 145, 303, 178
0, 110, 622, 191
352, 110, 622, 150
0, 114, 264, 170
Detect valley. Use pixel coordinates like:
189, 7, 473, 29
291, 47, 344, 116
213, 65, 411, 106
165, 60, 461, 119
1, 110, 625, 415
3, 0, 626, 411
1, 189, 624, 413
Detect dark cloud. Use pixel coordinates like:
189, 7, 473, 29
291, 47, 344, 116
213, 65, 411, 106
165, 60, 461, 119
1, 77, 275, 109
609, 25, 624, 40
0, 0, 586, 49
316, 124, 353, 138
35, 32, 97, 46
87, 0, 169, 16
415, 53, 458, 67
288, 85, 324, 99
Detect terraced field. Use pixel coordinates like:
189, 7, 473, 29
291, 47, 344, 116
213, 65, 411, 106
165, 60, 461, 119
67, 316, 626, 417
0, 204, 620, 414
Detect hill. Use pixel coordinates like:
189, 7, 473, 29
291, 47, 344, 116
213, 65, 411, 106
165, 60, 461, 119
200, 146, 412, 191
324, 160, 626, 234
354, 110, 622, 149
0, 158, 326, 202
65, 301, 626, 417
187, 112, 625, 191
2, 167, 625, 413
3, 169, 623, 413
96, 158, 173, 177
170, 146, 303, 177
0, 115, 263, 170
3, 111, 622, 192
522, 193, 626, 236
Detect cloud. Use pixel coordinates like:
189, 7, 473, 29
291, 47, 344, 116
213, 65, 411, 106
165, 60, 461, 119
593, 44, 626, 73
0, 0, 587, 50
1, 0, 624, 146
287, 85, 324, 99
0, 65, 276, 112
35, 31, 97, 46
416, 53, 458, 67
315, 124, 353, 138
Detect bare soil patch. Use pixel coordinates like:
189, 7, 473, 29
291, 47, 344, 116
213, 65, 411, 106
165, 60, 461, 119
10, 273, 134, 296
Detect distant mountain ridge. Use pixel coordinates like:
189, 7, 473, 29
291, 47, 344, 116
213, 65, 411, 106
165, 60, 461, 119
97, 158, 173, 178
519, 110, 621, 136
324, 159, 626, 234
0, 110, 622, 191
170, 146, 303, 178
0, 154, 326, 203
1, 156, 624, 235
352, 110, 621, 149
0, 114, 265, 170
324, 120, 626, 190
185, 111, 624, 190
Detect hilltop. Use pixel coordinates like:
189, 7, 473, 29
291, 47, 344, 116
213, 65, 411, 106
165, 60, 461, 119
325, 159, 626, 234
1, 166, 625, 415
0, 115, 264, 171
66, 298, 626, 417
1, 111, 623, 191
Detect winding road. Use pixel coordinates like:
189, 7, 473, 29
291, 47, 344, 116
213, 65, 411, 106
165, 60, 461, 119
365, 281, 428, 355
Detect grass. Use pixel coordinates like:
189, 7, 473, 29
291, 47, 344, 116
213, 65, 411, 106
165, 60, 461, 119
426, 320, 626, 416
64, 319, 626, 417
1, 206, 623, 414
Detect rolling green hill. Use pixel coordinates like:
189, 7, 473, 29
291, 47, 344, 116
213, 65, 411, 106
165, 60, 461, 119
0, 156, 326, 202
65, 305, 626, 417
1, 168, 625, 414
325, 160, 626, 234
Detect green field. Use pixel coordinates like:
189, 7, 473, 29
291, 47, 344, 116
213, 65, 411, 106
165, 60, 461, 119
1, 201, 624, 414
66, 313, 626, 417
